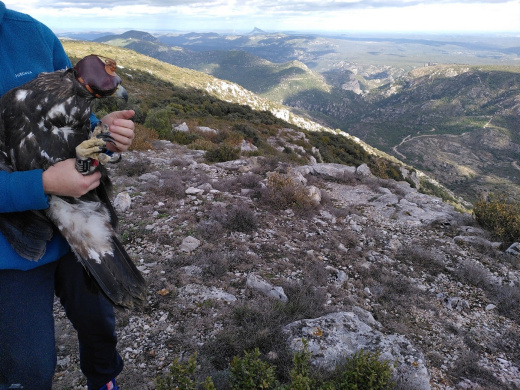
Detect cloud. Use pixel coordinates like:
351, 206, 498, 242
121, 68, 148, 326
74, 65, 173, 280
4, 0, 520, 33
12, 0, 517, 11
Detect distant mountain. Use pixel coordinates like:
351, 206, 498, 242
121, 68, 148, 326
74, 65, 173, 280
57, 31, 114, 41
93, 30, 159, 43
95, 32, 332, 104
249, 27, 267, 35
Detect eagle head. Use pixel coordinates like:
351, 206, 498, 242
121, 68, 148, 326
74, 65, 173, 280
74, 54, 128, 101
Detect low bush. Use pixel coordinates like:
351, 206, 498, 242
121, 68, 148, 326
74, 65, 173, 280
396, 244, 445, 275
157, 346, 395, 390
156, 352, 216, 390
260, 172, 318, 214
129, 124, 159, 151
474, 194, 520, 243
118, 158, 150, 177
327, 349, 395, 390
230, 348, 277, 390
205, 143, 241, 162
154, 170, 185, 199
223, 204, 258, 233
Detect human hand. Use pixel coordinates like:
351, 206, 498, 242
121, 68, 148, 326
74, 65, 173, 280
42, 159, 101, 197
101, 110, 135, 153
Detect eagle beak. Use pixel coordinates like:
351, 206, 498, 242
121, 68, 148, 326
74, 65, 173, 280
115, 85, 128, 102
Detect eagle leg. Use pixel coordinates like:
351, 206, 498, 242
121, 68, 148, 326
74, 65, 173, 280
76, 124, 115, 166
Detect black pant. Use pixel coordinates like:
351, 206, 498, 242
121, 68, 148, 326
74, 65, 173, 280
0, 252, 123, 390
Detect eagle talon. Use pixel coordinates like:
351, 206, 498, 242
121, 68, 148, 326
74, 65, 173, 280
75, 123, 115, 171
96, 132, 116, 146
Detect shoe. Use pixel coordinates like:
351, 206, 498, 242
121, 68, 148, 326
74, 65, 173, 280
96, 379, 119, 390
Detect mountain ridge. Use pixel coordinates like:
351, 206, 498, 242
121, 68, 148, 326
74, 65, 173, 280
63, 39, 468, 210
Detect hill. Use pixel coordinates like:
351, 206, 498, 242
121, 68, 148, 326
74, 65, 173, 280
64, 39, 463, 208
95, 32, 332, 105
90, 31, 520, 203
323, 64, 520, 203
53, 136, 520, 390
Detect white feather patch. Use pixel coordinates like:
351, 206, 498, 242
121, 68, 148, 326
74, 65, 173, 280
46, 196, 113, 263
15, 90, 29, 102
47, 103, 67, 119
51, 126, 74, 141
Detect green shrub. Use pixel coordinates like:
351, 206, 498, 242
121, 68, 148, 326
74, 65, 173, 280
229, 348, 277, 390
157, 347, 396, 390
329, 349, 395, 390
368, 158, 404, 182
307, 131, 369, 166
170, 130, 199, 145
205, 143, 241, 162
474, 194, 520, 243
156, 352, 216, 390
418, 178, 458, 205
285, 341, 315, 390
144, 108, 172, 138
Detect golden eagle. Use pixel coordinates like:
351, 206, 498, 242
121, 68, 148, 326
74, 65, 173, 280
0, 54, 146, 309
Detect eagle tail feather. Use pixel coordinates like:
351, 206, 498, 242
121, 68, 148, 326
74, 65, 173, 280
79, 236, 147, 309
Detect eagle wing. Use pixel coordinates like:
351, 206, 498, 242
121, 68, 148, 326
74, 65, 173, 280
0, 150, 54, 260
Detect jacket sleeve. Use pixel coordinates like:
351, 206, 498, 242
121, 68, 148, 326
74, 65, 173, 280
0, 169, 49, 213
0, 20, 68, 214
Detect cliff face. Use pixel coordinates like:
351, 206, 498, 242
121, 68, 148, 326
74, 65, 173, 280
53, 139, 520, 389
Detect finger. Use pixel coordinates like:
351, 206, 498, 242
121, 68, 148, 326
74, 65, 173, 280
112, 110, 135, 121
122, 109, 135, 119
110, 122, 135, 137
87, 172, 101, 190
109, 131, 133, 148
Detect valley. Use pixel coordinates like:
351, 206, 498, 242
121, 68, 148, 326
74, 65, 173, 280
63, 29, 520, 203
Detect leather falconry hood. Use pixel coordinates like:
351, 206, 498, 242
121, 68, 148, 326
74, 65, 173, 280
74, 54, 127, 100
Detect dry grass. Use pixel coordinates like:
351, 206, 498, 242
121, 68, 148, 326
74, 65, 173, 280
260, 172, 319, 214
130, 124, 159, 151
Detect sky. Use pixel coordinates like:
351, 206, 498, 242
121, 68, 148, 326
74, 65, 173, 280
3, 0, 520, 35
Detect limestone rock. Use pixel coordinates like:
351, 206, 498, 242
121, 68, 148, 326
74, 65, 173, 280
240, 139, 258, 152
246, 273, 288, 302
178, 283, 237, 304
173, 122, 189, 132
113, 192, 132, 212
283, 310, 430, 390
180, 236, 201, 253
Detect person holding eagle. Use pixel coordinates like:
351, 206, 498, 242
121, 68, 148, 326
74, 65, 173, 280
0, 2, 139, 389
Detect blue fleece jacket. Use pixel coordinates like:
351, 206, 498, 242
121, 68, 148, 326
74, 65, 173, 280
0, 2, 88, 270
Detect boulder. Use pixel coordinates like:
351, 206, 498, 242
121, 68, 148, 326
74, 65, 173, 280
173, 122, 189, 132
113, 192, 132, 212
283, 309, 430, 390
241, 140, 258, 152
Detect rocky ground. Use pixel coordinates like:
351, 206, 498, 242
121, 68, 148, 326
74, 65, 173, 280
52, 139, 520, 389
